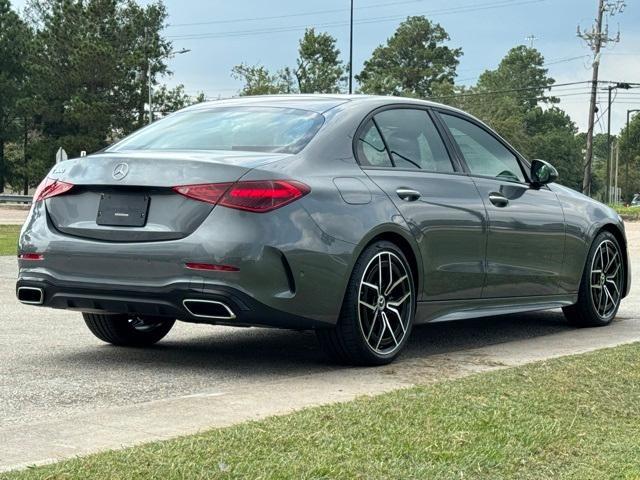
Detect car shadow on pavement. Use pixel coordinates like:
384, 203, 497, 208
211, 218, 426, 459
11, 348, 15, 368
53, 310, 572, 375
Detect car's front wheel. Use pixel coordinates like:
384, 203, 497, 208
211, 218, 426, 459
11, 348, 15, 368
83, 313, 175, 346
562, 230, 625, 327
317, 240, 416, 366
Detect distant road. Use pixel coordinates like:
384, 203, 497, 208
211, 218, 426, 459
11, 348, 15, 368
0, 207, 28, 225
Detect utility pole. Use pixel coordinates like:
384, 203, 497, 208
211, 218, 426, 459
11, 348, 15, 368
348, 0, 354, 94
525, 34, 537, 48
578, 0, 625, 196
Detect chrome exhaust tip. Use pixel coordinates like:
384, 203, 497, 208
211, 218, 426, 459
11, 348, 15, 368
182, 299, 236, 320
17, 286, 44, 305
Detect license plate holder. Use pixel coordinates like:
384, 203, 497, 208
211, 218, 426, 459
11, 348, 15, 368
96, 192, 150, 227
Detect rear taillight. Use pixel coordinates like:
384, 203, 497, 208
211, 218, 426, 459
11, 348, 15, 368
33, 177, 74, 202
173, 180, 310, 213
172, 183, 232, 205
19, 253, 44, 261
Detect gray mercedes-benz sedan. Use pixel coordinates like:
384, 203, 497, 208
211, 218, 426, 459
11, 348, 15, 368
16, 95, 630, 365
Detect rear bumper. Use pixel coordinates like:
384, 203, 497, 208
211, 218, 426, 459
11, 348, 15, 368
16, 277, 329, 330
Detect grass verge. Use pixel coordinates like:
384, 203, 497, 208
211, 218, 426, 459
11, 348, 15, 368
0, 225, 20, 256
6, 343, 640, 479
612, 204, 640, 221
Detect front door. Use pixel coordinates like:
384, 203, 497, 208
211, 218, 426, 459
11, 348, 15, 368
438, 111, 565, 298
355, 107, 487, 301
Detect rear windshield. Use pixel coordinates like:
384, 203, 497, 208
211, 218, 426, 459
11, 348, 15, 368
108, 106, 324, 154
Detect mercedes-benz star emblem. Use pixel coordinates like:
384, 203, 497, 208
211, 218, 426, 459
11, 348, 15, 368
112, 163, 129, 180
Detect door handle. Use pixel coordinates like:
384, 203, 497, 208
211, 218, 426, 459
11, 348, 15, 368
488, 192, 509, 207
396, 187, 421, 201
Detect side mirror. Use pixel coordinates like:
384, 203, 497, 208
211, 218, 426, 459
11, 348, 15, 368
530, 159, 558, 187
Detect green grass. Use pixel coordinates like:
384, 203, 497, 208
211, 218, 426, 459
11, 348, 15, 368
6, 344, 640, 479
0, 225, 20, 256
611, 204, 640, 221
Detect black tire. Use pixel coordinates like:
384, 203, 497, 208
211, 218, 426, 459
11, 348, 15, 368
83, 313, 175, 346
562, 230, 624, 327
316, 240, 416, 366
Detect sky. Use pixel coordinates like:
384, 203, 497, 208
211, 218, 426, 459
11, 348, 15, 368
11, 0, 640, 134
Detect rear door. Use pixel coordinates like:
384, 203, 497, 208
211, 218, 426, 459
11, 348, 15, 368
356, 106, 487, 301
437, 111, 565, 298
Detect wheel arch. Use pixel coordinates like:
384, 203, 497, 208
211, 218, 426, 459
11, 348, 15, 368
349, 225, 423, 300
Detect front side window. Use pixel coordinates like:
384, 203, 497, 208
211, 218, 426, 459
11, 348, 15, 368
441, 113, 525, 183
108, 106, 325, 155
374, 109, 454, 172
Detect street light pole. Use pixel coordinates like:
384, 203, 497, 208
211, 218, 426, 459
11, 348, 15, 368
148, 61, 153, 124
348, 0, 354, 94
625, 108, 640, 202
148, 48, 191, 125
606, 82, 631, 202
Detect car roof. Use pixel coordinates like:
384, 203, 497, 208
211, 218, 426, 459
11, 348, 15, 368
182, 94, 461, 115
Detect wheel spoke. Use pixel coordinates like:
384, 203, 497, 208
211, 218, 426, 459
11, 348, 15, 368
359, 300, 377, 311
603, 285, 616, 309
378, 254, 383, 291
607, 279, 620, 296
387, 306, 406, 334
599, 286, 607, 314
388, 253, 393, 295
366, 310, 379, 341
375, 319, 386, 350
607, 264, 620, 280
381, 311, 398, 346
388, 292, 411, 308
604, 251, 618, 273
361, 281, 379, 294
599, 247, 604, 273
385, 275, 408, 296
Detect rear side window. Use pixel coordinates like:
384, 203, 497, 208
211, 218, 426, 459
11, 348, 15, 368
356, 120, 393, 167
108, 106, 325, 154
374, 109, 454, 172
441, 113, 525, 183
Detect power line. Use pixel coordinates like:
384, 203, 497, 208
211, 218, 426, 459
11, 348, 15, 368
426, 80, 595, 101
167, 0, 546, 41
166, 0, 434, 28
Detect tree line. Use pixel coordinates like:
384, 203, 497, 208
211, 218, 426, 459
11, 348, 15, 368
1, 2, 639, 201
0, 0, 201, 194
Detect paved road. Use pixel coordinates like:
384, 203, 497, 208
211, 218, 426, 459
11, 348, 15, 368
1, 223, 639, 471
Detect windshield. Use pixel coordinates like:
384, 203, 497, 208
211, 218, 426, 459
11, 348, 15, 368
108, 106, 325, 154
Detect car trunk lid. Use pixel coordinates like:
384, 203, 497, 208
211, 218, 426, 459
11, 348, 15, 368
46, 150, 289, 242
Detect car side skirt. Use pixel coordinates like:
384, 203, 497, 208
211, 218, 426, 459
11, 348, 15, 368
415, 294, 578, 324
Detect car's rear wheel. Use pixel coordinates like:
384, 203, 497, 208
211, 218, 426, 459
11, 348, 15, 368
562, 231, 624, 327
83, 313, 175, 346
317, 240, 415, 366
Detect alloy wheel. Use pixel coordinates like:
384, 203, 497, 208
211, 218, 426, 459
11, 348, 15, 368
590, 239, 623, 319
357, 251, 413, 355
